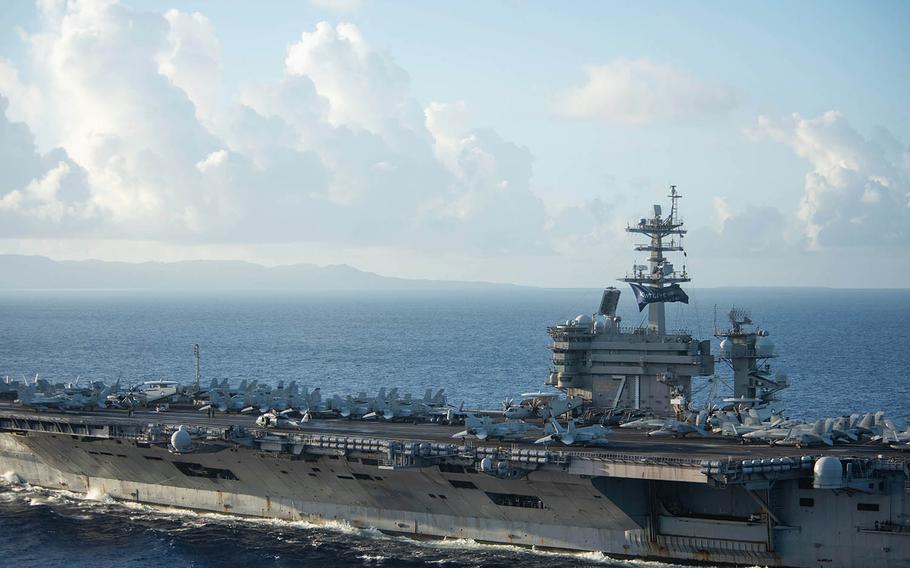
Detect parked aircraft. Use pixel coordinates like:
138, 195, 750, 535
16, 381, 116, 411
742, 419, 835, 447
535, 419, 610, 446
620, 416, 669, 430
502, 393, 583, 420
256, 411, 299, 429
647, 415, 710, 438
452, 415, 540, 441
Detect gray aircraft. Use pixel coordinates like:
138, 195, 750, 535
17, 382, 115, 411
452, 415, 540, 441
874, 421, 910, 446
619, 416, 667, 430
647, 412, 710, 438
256, 411, 299, 429
535, 419, 610, 446
742, 419, 835, 447
502, 392, 583, 420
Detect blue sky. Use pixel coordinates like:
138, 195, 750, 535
0, 1, 907, 286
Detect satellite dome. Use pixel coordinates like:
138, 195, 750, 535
170, 425, 192, 452
813, 456, 843, 489
755, 336, 776, 358
719, 339, 734, 356
574, 314, 592, 325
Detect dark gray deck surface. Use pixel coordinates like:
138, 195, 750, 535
1, 403, 906, 462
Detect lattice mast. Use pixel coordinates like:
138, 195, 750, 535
619, 186, 689, 335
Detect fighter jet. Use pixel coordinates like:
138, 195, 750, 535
282, 387, 335, 422
535, 419, 610, 446
452, 415, 540, 441
199, 387, 260, 414
874, 421, 910, 445
742, 419, 835, 447
647, 411, 710, 438
620, 416, 669, 430
16, 381, 115, 411
364, 397, 425, 421
421, 388, 447, 409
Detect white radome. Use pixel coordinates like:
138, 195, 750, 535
813, 456, 843, 489
719, 339, 734, 356
170, 425, 192, 452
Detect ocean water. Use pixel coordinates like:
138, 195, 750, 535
0, 287, 908, 567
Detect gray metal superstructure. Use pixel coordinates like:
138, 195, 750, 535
1, 189, 908, 567
546, 188, 713, 415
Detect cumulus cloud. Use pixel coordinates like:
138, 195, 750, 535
754, 112, 910, 248
284, 22, 424, 141
553, 58, 738, 125
0, 95, 93, 236
158, 10, 223, 120
424, 101, 546, 252
0, 1, 554, 256
706, 200, 791, 255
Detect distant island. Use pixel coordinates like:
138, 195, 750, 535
0, 255, 519, 291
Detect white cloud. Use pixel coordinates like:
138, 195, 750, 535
0, 2, 558, 259
158, 10, 223, 120
754, 111, 910, 248
284, 22, 424, 141
195, 149, 228, 173
553, 58, 737, 125
712, 196, 732, 230
0, 94, 94, 236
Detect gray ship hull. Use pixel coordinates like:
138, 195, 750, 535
1, 408, 908, 567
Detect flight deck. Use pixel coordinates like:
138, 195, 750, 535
2, 403, 906, 465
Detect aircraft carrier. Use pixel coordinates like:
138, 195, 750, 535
1, 188, 908, 567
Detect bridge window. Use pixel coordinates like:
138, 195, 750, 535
857, 503, 880, 512
486, 492, 545, 509
173, 461, 238, 481
799, 497, 814, 507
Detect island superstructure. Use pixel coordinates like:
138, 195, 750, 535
546, 187, 713, 415
1, 188, 908, 568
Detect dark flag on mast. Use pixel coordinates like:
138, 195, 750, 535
628, 283, 689, 312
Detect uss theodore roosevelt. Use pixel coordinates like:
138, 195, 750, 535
1, 190, 909, 568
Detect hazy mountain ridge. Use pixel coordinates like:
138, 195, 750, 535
0, 255, 517, 291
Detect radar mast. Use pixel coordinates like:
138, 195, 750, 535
619, 186, 689, 335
